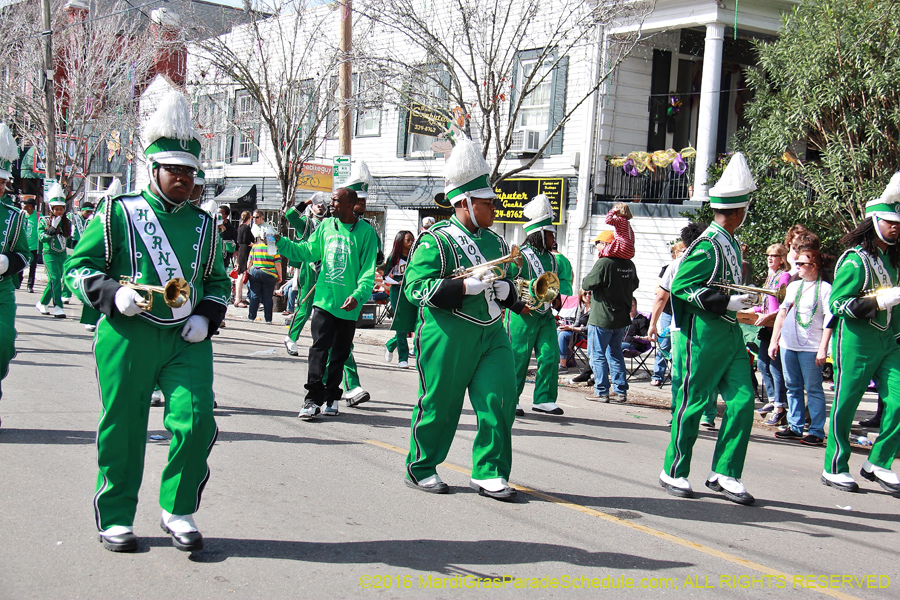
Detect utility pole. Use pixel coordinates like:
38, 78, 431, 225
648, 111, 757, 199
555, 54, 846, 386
41, 0, 57, 181
338, 0, 352, 155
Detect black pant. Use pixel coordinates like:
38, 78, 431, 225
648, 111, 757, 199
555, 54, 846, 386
306, 307, 356, 405
18, 250, 38, 290
247, 268, 277, 322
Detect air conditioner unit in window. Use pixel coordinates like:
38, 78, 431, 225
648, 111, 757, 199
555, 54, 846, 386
509, 128, 545, 154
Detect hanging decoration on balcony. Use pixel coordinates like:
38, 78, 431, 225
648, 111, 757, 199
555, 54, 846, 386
667, 95, 682, 117
609, 147, 696, 177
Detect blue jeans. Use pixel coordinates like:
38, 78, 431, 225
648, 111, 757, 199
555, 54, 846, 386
558, 330, 573, 357
781, 349, 826, 438
652, 311, 672, 383
587, 325, 627, 396
757, 329, 787, 408
248, 268, 277, 323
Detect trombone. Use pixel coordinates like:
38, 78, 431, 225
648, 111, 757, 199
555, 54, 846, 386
119, 277, 191, 311
711, 281, 787, 305
451, 245, 523, 282
516, 272, 560, 309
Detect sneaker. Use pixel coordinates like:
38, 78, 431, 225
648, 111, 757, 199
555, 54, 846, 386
84, 324, 96, 333
801, 434, 824, 446
298, 402, 320, 420
344, 387, 370, 407
858, 416, 882, 428
586, 377, 595, 387
585, 392, 610, 402
558, 366, 570, 374
53, 306, 66, 318
322, 403, 339, 416
150, 390, 164, 407
610, 392, 627, 404
571, 370, 592, 383
27, 286, 34, 293
756, 402, 774, 415
764, 410, 787, 426
775, 428, 803, 441
650, 379, 662, 387
35, 302, 49, 315
398, 360, 409, 369
283, 336, 298, 356
384, 348, 394, 363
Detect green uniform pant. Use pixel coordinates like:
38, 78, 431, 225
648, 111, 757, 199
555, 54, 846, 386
92, 316, 217, 531
505, 309, 558, 405
288, 268, 317, 342
321, 343, 362, 392
406, 310, 517, 483
39, 249, 65, 308
826, 322, 900, 474
385, 285, 409, 361
0, 280, 17, 399
664, 313, 755, 479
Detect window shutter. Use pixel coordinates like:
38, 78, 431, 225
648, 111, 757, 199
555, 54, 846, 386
396, 100, 409, 157
548, 56, 568, 156
225, 93, 234, 164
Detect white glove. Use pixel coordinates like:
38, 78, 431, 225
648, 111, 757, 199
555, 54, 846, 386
876, 288, 900, 311
492, 279, 513, 301
0, 255, 8, 276
384, 275, 399, 285
181, 315, 209, 343
726, 293, 753, 312
463, 276, 489, 295
115, 287, 146, 316
51, 216, 62, 227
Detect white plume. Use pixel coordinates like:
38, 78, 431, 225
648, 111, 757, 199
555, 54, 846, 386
47, 182, 66, 201
444, 137, 490, 187
523, 194, 552, 220
349, 160, 372, 186
709, 152, 757, 197
879, 172, 900, 204
0, 123, 19, 162
105, 178, 122, 198
143, 91, 200, 146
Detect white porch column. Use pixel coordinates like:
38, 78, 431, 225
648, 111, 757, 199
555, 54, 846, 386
691, 22, 725, 202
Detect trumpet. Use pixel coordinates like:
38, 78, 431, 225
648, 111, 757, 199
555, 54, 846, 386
451, 245, 523, 282
861, 287, 895, 299
119, 277, 191, 311
515, 272, 560, 309
711, 281, 787, 305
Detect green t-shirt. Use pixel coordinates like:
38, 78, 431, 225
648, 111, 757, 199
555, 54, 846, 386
582, 256, 639, 329
22, 209, 39, 252
275, 216, 377, 321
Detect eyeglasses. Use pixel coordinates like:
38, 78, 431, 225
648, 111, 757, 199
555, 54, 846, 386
253, 214, 262, 219
160, 165, 196, 177
766, 254, 782, 258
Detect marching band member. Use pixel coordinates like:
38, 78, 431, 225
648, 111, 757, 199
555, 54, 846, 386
62, 197, 96, 304
65, 91, 229, 552
0, 123, 31, 426
283, 192, 327, 357
822, 173, 900, 494
36, 183, 70, 318
506, 194, 573, 416
80, 179, 121, 334
394, 137, 526, 501
660, 152, 758, 506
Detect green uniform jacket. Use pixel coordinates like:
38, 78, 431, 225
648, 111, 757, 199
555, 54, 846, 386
829, 246, 900, 337
506, 245, 572, 314
582, 256, 639, 329
68, 212, 90, 247
64, 189, 230, 334
554, 252, 574, 296
275, 216, 377, 321
670, 222, 743, 326
38, 215, 70, 254
0, 197, 32, 283
392, 215, 525, 331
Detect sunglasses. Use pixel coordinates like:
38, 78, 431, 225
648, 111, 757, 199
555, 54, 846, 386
253, 214, 262, 219
796, 261, 815, 267
160, 165, 196, 177
766, 254, 782, 258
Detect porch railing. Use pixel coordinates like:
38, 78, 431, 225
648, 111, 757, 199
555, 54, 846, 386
602, 157, 695, 204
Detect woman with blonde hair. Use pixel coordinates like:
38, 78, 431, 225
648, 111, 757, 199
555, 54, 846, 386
755, 243, 792, 424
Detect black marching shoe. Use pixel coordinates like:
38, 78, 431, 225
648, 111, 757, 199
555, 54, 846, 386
705, 474, 755, 505
820, 471, 860, 493
470, 479, 517, 502
860, 461, 900, 494
98, 528, 138, 553
406, 474, 450, 494
160, 516, 203, 552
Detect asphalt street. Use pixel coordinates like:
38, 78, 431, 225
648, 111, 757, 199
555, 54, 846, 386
1, 288, 898, 600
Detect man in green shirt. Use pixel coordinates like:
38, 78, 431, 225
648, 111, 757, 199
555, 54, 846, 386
283, 192, 327, 357
582, 229, 639, 403
659, 152, 757, 506
393, 137, 526, 501
822, 174, 900, 494
506, 194, 573, 416
65, 91, 230, 552
274, 185, 378, 419
19, 195, 39, 293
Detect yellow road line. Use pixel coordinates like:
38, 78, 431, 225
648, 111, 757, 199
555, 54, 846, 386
365, 439, 861, 600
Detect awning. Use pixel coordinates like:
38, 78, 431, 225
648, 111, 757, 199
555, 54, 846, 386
213, 184, 256, 204
18, 147, 42, 179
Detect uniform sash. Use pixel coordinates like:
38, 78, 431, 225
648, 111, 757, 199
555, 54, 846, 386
442, 220, 501, 320
120, 196, 193, 319
520, 245, 552, 312
858, 248, 893, 329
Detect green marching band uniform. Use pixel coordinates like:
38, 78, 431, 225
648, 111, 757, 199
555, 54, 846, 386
394, 137, 525, 500
63, 197, 94, 300
283, 197, 323, 351
505, 193, 573, 416
38, 183, 70, 316
822, 174, 900, 494
80, 180, 121, 331
0, 123, 31, 409
65, 92, 229, 552
661, 152, 757, 505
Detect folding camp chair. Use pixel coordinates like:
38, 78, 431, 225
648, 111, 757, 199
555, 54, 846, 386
624, 340, 654, 381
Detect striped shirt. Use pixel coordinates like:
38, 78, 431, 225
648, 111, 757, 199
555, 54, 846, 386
249, 242, 280, 278
603, 210, 635, 260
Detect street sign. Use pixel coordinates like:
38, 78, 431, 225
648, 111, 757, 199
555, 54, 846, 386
43, 178, 57, 200
332, 155, 351, 191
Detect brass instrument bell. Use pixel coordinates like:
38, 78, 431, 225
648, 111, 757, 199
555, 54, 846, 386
712, 281, 786, 306
516, 272, 561, 308
118, 277, 191, 311
451, 245, 523, 282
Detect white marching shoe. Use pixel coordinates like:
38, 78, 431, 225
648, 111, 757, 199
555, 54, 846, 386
35, 302, 49, 315
706, 472, 755, 505
860, 461, 900, 493
53, 306, 66, 318
283, 336, 298, 356
160, 510, 203, 552
659, 470, 693, 498
821, 470, 860, 493
384, 348, 394, 363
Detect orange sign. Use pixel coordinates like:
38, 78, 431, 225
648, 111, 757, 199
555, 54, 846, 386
296, 163, 333, 192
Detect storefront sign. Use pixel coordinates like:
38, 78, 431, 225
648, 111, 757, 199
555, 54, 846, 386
296, 162, 333, 192
492, 178, 565, 224
408, 103, 449, 137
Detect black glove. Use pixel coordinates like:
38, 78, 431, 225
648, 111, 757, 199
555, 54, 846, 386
46, 226, 59, 236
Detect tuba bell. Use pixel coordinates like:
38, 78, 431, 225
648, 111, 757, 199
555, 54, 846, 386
118, 277, 191, 311
515, 272, 560, 309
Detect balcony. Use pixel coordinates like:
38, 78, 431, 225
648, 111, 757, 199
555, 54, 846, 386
601, 155, 695, 205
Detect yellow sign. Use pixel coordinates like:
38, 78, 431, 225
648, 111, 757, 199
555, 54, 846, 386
296, 163, 333, 192
492, 178, 564, 224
